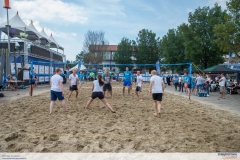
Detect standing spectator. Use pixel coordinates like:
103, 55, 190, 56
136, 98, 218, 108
29, 72, 36, 96
34, 72, 38, 87
191, 74, 196, 93
195, 75, 203, 95
178, 76, 182, 92
173, 76, 179, 91
218, 73, 226, 99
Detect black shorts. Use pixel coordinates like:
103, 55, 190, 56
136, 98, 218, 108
30, 82, 35, 85
103, 84, 112, 91
187, 84, 191, 89
69, 85, 78, 91
136, 86, 142, 92
51, 90, 64, 101
152, 93, 163, 101
91, 92, 104, 100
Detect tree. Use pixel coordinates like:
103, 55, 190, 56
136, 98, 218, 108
134, 29, 160, 66
160, 28, 186, 71
75, 51, 85, 62
66, 60, 75, 70
214, 0, 240, 57
182, 4, 227, 69
113, 37, 134, 71
83, 30, 109, 64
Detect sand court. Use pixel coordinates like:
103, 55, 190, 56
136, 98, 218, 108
0, 83, 239, 152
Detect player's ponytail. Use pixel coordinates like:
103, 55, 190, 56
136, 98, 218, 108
98, 74, 104, 86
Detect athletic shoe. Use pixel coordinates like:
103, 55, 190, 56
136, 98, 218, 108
207, 94, 210, 97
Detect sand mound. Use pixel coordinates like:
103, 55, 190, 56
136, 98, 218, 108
0, 83, 239, 152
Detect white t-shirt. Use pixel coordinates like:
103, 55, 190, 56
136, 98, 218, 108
69, 74, 78, 85
150, 75, 163, 93
93, 80, 103, 92
219, 77, 226, 86
136, 75, 143, 87
50, 74, 63, 92
178, 77, 182, 83
196, 77, 203, 85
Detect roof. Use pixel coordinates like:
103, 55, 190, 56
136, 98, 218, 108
89, 45, 118, 51
203, 65, 236, 74
105, 45, 118, 51
0, 12, 64, 50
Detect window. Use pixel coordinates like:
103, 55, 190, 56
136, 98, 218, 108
103, 52, 111, 60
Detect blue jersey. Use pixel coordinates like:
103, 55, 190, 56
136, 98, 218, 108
29, 74, 35, 83
173, 77, 178, 83
124, 71, 132, 81
77, 73, 84, 81
191, 77, 196, 85
184, 76, 191, 84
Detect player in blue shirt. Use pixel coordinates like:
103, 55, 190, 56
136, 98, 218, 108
29, 72, 36, 96
183, 72, 192, 96
77, 71, 85, 89
123, 67, 132, 96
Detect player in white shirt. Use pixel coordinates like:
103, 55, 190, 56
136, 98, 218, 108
49, 68, 67, 114
85, 74, 116, 113
67, 68, 79, 101
218, 73, 226, 99
135, 71, 143, 101
149, 70, 165, 118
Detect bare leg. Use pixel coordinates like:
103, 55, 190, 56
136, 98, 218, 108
128, 86, 131, 95
222, 88, 225, 98
153, 101, 158, 115
101, 98, 115, 112
76, 90, 78, 98
138, 91, 142, 101
50, 101, 55, 114
104, 91, 106, 97
68, 91, 73, 101
85, 98, 94, 109
157, 101, 161, 117
61, 100, 67, 111
135, 91, 139, 99
109, 91, 113, 98
123, 87, 125, 96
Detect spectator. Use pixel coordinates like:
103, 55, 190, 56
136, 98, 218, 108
173, 76, 179, 91
218, 73, 226, 99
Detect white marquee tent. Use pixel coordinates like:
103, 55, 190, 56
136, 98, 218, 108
69, 64, 87, 71
0, 12, 64, 50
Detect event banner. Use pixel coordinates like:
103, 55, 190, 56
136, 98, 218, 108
45, 66, 49, 74
39, 65, 44, 74
0, 153, 238, 160
38, 77, 44, 83
33, 65, 38, 74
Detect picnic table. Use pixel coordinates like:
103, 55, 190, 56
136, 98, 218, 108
6, 80, 25, 90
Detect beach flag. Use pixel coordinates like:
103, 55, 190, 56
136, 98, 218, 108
77, 60, 82, 72
229, 52, 233, 58
156, 61, 161, 76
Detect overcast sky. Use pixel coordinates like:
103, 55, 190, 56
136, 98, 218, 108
0, 0, 227, 61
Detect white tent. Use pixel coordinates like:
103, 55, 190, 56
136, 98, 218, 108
49, 33, 64, 50
27, 20, 43, 41
69, 64, 87, 71
0, 12, 37, 39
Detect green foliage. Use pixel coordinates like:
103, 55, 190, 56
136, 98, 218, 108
135, 29, 160, 66
214, 0, 240, 57
66, 60, 75, 70
114, 37, 134, 71
160, 28, 186, 71
182, 4, 226, 69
